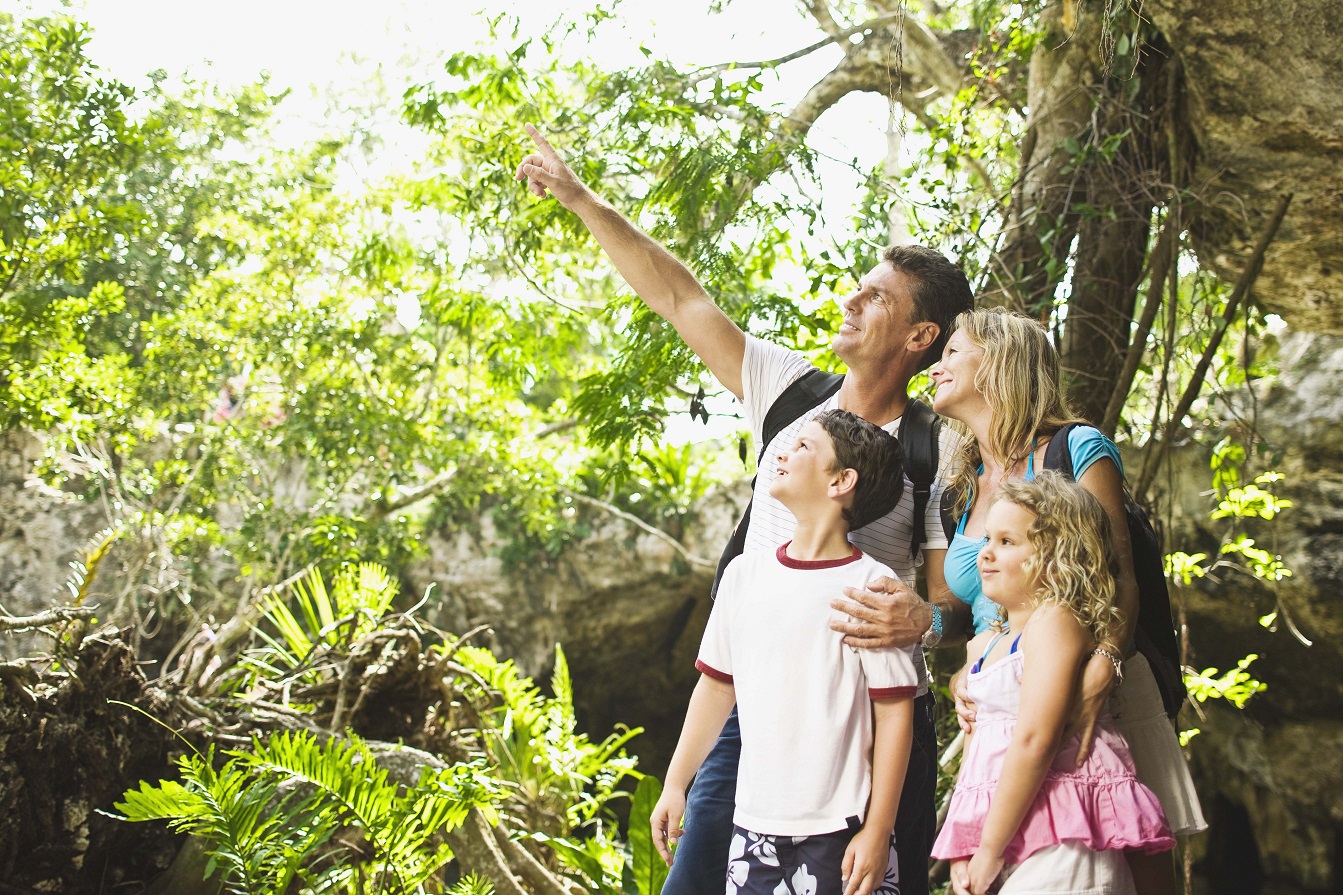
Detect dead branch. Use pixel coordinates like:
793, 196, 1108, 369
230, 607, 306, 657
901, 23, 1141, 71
0, 605, 97, 634
561, 490, 716, 569
1101, 211, 1179, 435
1135, 193, 1293, 499
444, 809, 546, 895
689, 11, 910, 81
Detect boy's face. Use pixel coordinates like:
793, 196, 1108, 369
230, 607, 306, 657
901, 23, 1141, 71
768, 420, 842, 508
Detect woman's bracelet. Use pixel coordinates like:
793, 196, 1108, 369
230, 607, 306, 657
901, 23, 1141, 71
1091, 647, 1124, 684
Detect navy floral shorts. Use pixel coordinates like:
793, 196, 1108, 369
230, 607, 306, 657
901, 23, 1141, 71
725, 825, 901, 895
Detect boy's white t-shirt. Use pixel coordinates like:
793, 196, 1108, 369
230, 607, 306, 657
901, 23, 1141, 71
738, 335, 965, 697
697, 546, 921, 836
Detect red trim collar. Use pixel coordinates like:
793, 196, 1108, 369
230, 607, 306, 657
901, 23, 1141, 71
776, 541, 863, 569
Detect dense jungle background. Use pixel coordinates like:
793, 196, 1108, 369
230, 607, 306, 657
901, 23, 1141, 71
2, 0, 1342, 892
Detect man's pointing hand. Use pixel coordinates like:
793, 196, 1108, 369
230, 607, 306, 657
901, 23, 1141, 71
515, 123, 587, 207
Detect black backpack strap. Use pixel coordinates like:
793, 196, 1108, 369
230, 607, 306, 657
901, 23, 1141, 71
940, 484, 961, 545
898, 398, 941, 560
710, 369, 844, 599
758, 369, 845, 463
1042, 422, 1084, 480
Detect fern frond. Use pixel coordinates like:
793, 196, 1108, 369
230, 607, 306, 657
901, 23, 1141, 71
448, 872, 495, 895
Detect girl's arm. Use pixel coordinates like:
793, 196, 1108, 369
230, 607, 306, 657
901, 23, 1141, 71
842, 694, 914, 895
650, 674, 737, 864
1074, 456, 1138, 761
967, 606, 1088, 894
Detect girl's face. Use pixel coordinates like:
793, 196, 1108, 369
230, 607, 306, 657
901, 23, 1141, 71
978, 500, 1039, 606
929, 329, 987, 421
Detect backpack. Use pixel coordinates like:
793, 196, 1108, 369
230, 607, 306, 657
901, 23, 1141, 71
709, 369, 943, 599
1044, 423, 1187, 719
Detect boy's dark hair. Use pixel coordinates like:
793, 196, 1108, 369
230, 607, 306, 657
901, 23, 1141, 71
882, 244, 974, 369
814, 409, 906, 532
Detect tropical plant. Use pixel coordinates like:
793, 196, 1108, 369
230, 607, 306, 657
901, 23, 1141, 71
239, 562, 400, 694
453, 644, 642, 833
115, 730, 507, 894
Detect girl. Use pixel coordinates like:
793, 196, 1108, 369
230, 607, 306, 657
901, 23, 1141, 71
932, 474, 1174, 895
929, 308, 1205, 894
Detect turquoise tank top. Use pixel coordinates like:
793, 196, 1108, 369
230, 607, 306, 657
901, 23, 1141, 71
947, 427, 1123, 636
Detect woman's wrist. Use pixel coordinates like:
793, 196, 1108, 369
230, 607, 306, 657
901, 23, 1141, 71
1090, 646, 1124, 684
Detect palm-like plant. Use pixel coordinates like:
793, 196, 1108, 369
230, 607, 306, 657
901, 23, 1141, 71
239, 562, 398, 695
116, 730, 507, 894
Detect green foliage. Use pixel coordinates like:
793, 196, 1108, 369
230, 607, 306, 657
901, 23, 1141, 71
1165, 441, 1295, 591
116, 731, 505, 894
454, 643, 642, 833
1186, 654, 1267, 710
242, 563, 400, 692
1182, 654, 1268, 743
627, 776, 671, 895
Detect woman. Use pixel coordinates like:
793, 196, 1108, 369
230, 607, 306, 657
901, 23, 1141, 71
928, 307, 1205, 895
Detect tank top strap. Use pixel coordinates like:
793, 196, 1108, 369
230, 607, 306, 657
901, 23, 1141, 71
972, 629, 1012, 673
1009, 632, 1023, 654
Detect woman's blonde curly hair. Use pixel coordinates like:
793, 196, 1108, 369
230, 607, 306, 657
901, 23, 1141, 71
946, 307, 1084, 518
993, 472, 1121, 645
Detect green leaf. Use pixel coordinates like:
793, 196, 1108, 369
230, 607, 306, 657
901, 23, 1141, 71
627, 775, 669, 895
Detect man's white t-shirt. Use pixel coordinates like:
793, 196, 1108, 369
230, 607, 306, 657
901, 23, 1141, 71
736, 335, 966, 695
741, 337, 964, 579
697, 546, 921, 836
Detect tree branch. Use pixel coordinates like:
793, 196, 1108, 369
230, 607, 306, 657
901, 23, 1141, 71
535, 419, 580, 439
373, 467, 459, 518
0, 605, 97, 634
561, 490, 716, 569
804, 0, 847, 40
1134, 193, 1292, 500
687, 11, 912, 81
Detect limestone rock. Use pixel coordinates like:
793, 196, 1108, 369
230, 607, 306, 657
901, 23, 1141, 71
1145, 0, 1343, 331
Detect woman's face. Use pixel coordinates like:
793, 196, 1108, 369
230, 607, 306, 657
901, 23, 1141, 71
929, 329, 987, 421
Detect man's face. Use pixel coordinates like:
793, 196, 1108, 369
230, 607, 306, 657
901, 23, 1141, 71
831, 262, 920, 371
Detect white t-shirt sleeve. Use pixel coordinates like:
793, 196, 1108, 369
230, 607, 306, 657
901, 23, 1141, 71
695, 558, 740, 683
855, 562, 923, 697
741, 335, 816, 446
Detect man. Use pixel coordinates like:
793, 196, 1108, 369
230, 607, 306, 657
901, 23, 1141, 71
516, 124, 972, 895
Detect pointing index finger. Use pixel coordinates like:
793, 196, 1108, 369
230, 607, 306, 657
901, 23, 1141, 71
524, 123, 560, 160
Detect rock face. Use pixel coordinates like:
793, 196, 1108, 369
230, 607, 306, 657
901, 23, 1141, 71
1145, 0, 1343, 331
1143, 331, 1343, 892
0, 431, 103, 659
411, 487, 742, 774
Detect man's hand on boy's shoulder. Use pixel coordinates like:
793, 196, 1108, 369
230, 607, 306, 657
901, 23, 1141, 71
830, 576, 930, 649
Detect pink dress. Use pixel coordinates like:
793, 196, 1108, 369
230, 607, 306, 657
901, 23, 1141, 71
933, 638, 1174, 864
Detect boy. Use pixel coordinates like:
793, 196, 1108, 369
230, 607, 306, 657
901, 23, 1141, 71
651, 410, 919, 895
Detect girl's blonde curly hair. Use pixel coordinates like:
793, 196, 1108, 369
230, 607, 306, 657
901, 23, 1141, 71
993, 472, 1121, 645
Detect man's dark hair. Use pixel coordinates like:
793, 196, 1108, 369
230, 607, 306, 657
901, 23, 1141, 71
882, 244, 974, 370
814, 409, 905, 532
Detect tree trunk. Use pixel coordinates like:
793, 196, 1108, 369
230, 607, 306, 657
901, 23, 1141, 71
1060, 29, 1180, 423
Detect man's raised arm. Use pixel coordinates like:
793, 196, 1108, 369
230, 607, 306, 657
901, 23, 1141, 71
515, 124, 746, 399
